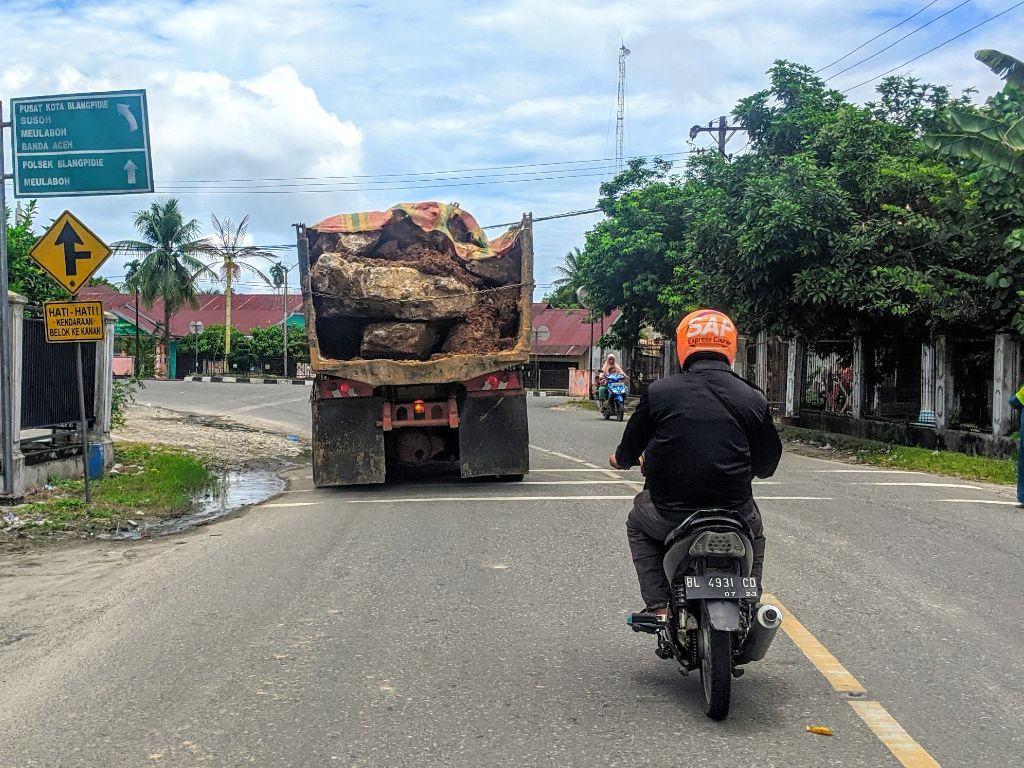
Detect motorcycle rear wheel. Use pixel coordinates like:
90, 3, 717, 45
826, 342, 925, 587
699, 618, 732, 720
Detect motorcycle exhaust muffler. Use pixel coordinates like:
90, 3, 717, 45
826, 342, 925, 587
736, 604, 783, 663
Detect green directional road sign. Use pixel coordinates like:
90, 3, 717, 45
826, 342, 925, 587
10, 89, 153, 197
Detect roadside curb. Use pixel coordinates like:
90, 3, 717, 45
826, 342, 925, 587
185, 376, 314, 387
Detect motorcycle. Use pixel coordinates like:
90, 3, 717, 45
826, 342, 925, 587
626, 507, 783, 720
600, 372, 628, 421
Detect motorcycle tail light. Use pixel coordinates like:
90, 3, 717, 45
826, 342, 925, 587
689, 531, 745, 558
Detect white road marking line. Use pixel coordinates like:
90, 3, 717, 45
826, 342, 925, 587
339, 495, 638, 503
265, 502, 321, 508
850, 482, 982, 489
938, 499, 1020, 505
529, 468, 640, 473
813, 469, 927, 474
330, 495, 831, 504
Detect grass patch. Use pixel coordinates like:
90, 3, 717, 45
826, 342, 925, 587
10, 443, 215, 534
779, 426, 1016, 486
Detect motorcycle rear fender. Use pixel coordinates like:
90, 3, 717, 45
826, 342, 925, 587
704, 600, 741, 632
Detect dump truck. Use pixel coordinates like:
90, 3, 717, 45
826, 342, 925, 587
296, 202, 532, 486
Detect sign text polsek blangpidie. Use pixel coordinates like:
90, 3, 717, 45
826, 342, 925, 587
11, 90, 153, 197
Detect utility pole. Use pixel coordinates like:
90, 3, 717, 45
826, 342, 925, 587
0, 105, 13, 496
689, 116, 747, 158
282, 267, 289, 378
616, 43, 630, 173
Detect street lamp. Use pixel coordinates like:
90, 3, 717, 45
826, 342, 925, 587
532, 325, 550, 393
189, 320, 204, 375
276, 263, 300, 378
577, 287, 595, 399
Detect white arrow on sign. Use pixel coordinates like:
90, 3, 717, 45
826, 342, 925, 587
116, 103, 139, 131
124, 160, 137, 185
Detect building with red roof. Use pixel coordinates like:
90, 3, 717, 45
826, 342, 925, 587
528, 303, 623, 391
79, 286, 303, 378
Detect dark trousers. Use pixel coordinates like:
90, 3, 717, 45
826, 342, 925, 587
625, 490, 765, 611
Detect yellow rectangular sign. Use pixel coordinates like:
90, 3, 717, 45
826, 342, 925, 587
43, 300, 105, 343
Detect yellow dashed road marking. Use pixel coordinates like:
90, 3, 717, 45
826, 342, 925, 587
849, 700, 942, 768
766, 593, 941, 767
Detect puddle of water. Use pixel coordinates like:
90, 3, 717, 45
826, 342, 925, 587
101, 470, 285, 541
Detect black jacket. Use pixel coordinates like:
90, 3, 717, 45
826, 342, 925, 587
614, 358, 783, 513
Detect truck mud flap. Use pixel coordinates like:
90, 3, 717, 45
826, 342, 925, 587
312, 397, 386, 486
458, 394, 530, 478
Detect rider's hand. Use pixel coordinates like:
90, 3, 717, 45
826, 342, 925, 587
609, 454, 622, 470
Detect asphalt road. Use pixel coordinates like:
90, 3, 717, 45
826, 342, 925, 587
1, 381, 1021, 767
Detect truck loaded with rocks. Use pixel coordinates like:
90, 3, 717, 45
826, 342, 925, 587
296, 202, 532, 486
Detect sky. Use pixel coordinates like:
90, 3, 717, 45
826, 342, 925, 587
1, 0, 1022, 297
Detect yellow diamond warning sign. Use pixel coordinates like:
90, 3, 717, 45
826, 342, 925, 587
29, 211, 112, 295
43, 300, 105, 343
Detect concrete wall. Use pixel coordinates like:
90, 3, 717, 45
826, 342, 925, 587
3, 292, 116, 498
798, 411, 1017, 459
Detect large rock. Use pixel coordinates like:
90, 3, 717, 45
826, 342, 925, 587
360, 322, 441, 360
310, 252, 477, 321
310, 230, 382, 259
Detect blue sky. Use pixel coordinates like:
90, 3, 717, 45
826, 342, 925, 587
1, 0, 1021, 296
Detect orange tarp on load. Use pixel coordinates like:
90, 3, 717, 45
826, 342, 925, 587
311, 202, 518, 262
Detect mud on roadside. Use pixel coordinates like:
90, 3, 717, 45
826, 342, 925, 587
114, 404, 309, 471
0, 406, 309, 549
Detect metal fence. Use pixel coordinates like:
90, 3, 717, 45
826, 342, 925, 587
863, 338, 921, 422
523, 365, 571, 391
801, 340, 855, 416
21, 309, 96, 464
948, 338, 993, 431
176, 355, 309, 379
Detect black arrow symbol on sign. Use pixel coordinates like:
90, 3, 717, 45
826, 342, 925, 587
55, 221, 91, 284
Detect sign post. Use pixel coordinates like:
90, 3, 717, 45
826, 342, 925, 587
0, 103, 13, 495
1, 88, 150, 499
10, 90, 153, 198
31, 216, 112, 502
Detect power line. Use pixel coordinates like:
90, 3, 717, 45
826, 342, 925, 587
824, 0, 973, 82
842, 0, 1024, 94
816, 0, 942, 72
482, 208, 602, 230
159, 151, 692, 187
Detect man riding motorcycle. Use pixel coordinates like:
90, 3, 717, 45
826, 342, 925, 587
609, 309, 782, 616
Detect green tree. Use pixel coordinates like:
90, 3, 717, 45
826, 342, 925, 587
112, 199, 213, 359
202, 214, 276, 355
925, 50, 1024, 174
5, 201, 67, 304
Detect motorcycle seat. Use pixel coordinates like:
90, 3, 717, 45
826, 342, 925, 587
664, 508, 751, 548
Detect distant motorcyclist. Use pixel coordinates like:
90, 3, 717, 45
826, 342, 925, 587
609, 309, 782, 616
598, 354, 628, 401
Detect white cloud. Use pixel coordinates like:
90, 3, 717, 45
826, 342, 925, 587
1, 0, 1021, 293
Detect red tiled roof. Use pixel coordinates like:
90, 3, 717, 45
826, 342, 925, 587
531, 303, 621, 357
80, 286, 303, 337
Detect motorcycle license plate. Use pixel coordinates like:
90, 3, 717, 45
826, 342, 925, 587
683, 575, 759, 600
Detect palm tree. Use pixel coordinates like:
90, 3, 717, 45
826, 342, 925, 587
112, 200, 213, 374
203, 214, 276, 354
925, 49, 1024, 173
552, 246, 583, 290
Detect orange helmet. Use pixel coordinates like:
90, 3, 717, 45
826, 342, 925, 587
676, 309, 737, 368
